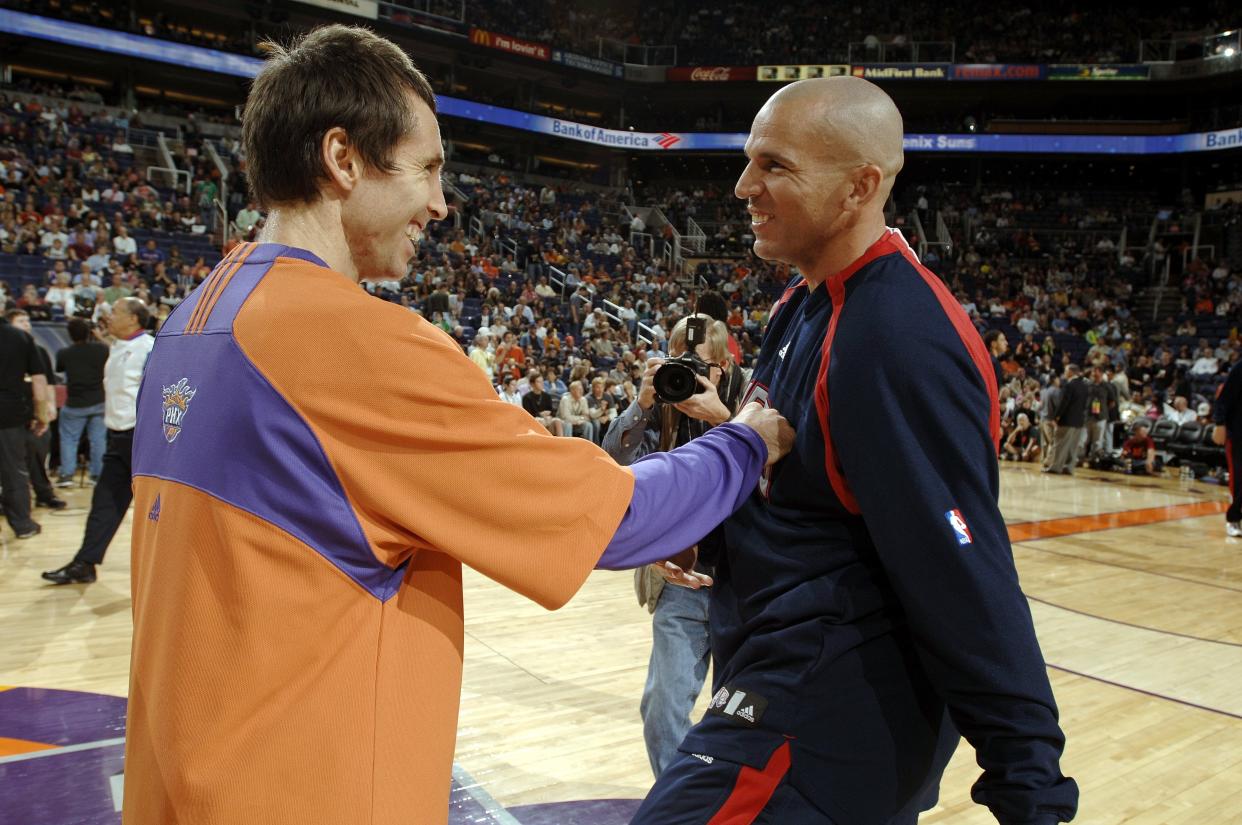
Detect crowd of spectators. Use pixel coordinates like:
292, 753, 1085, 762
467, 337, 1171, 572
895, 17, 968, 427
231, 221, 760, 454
919, 185, 1241, 473
361, 166, 786, 447
0, 82, 238, 328
3, 81, 1238, 477
661, 1, 1234, 67
10, 0, 1236, 68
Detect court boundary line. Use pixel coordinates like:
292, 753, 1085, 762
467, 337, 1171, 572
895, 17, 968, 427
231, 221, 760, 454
1006, 500, 1228, 543
1027, 595, 1242, 648
0, 736, 125, 765
1047, 664, 1242, 721
452, 763, 525, 825
1017, 543, 1242, 593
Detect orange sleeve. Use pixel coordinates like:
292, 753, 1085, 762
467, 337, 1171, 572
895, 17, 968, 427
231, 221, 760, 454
234, 261, 634, 609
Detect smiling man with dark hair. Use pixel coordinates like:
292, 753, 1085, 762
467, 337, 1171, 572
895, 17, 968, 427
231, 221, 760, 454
122, 24, 793, 825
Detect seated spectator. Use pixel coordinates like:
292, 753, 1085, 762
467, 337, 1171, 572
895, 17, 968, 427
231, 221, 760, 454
521, 374, 564, 436
1121, 422, 1159, 475
235, 201, 263, 236
102, 271, 133, 305
45, 272, 77, 316
138, 239, 165, 274
497, 375, 523, 406
1163, 396, 1197, 425
16, 284, 50, 319
468, 333, 495, 381
587, 377, 616, 441
1002, 413, 1040, 463
1190, 347, 1219, 376
558, 380, 596, 442
110, 130, 133, 153
113, 226, 137, 261
67, 229, 94, 260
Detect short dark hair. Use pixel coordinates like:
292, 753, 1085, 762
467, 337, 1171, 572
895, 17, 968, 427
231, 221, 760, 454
5, 309, 28, 322
983, 329, 1002, 349
696, 291, 728, 323
67, 317, 92, 343
242, 25, 437, 208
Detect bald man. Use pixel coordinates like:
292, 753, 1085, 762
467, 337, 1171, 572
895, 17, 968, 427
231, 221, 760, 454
633, 78, 1078, 825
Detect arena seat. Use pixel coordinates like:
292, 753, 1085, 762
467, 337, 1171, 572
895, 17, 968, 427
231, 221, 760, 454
1169, 422, 1203, 459
1149, 419, 1179, 446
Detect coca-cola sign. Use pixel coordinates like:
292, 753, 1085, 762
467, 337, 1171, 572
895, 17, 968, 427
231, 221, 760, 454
666, 66, 757, 82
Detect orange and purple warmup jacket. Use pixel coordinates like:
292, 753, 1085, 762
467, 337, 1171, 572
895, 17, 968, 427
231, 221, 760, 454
123, 242, 766, 825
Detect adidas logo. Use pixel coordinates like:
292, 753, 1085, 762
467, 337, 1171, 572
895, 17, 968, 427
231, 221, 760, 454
147, 495, 161, 523
690, 753, 715, 764
778, 342, 790, 360
736, 705, 755, 723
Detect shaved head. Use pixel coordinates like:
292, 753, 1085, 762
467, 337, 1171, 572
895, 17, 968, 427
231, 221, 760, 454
764, 77, 905, 180
736, 76, 907, 283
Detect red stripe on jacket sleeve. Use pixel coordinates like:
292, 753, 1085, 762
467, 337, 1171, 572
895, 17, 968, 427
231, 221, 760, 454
813, 274, 861, 515
892, 241, 1001, 448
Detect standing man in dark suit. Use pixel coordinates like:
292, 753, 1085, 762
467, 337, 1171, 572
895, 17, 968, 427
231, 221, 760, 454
0, 313, 53, 538
1046, 363, 1089, 475
6, 310, 67, 511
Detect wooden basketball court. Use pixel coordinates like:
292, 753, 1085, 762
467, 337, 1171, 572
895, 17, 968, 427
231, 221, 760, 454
2, 464, 1240, 824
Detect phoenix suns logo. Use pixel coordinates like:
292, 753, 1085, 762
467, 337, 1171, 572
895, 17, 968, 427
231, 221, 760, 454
161, 378, 198, 443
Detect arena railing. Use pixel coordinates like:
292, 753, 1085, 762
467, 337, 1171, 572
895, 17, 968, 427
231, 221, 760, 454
1140, 28, 1241, 63
598, 38, 676, 67
600, 300, 625, 329
629, 230, 654, 258
146, 166, 190, 196
382, 0, 464, 24
847, 40, 955, 64
635, 321, 660, 348
684, 217, 707, 255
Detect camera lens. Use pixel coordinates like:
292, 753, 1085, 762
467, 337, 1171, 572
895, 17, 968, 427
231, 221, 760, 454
654, 362, 698, 404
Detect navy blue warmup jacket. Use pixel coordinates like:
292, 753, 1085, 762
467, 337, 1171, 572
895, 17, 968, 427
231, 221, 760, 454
683, 230, 1078, 825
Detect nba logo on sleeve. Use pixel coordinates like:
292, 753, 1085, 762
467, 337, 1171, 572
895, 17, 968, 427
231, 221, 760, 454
945, 509, 973, 546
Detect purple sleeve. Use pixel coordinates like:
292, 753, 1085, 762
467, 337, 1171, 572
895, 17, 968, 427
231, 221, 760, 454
595, 423, 767, 570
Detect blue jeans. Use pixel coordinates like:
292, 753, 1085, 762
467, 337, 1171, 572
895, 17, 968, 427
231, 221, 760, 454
640, 582, 711, 777
58, 403, 106, 479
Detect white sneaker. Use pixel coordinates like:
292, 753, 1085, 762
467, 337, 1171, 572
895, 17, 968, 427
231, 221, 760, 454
1227, 522, 1242, 538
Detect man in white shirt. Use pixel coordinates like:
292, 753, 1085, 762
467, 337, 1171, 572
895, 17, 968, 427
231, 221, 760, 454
1190, 348, 1220, 376
113, 226, 137, 259
1163, 396, 1198, 426
43, 298, 154, 585
235, 201, 263, 235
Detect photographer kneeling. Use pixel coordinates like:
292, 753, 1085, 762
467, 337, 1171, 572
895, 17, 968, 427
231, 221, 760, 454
602, 313, 745, 777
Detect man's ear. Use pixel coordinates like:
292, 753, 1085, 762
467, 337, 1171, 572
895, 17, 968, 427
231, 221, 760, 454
846, 164, 885, 212
321, 127, 360, 193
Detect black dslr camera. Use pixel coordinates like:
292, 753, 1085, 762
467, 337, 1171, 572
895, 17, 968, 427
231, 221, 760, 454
654, 316, 712, 404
